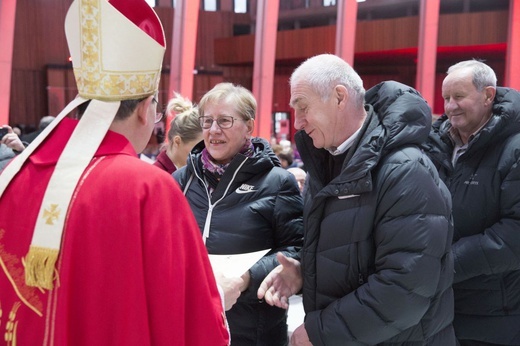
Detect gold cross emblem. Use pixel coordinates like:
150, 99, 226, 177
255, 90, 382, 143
43, 204, 61, 225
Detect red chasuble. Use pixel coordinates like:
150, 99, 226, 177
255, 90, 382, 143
0, 118, 229, 345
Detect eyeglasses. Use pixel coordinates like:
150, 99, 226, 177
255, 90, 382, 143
155, 111, 164, 124
199, 115, 241, 129
152, 97, 164, 124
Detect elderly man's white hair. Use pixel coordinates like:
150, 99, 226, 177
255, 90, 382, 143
447, 60, 497, 91
290, 54, 365, 109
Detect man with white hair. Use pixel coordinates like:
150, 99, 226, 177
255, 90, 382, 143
424, 60, 520, 346
258, 54, 455, 345
287, 167, 306, 194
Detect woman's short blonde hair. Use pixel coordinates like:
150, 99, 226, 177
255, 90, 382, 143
198, 83, 256, 121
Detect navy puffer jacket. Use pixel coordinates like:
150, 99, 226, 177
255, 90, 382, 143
297, 81, 455, 345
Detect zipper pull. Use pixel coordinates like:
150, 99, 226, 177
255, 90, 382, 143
203, 205, 214, 244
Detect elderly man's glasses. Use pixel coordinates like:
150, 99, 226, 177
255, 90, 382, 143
152, 97, 164, 124
199, 115, 241, 129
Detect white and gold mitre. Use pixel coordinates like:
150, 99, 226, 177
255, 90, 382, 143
66, 0, 166, 100
0, 0, 167, 290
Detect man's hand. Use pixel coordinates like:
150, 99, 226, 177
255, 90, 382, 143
257, 252, 302, 309
215, 272, 244, 311
290, 323, 312, 345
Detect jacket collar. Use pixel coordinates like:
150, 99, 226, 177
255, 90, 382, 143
186, 137, 279, 201
425, 87, 520, 170
296, 81, 432, 196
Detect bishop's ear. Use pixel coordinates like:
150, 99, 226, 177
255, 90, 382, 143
136, 95, 154, 125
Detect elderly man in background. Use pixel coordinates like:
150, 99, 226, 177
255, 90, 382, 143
424, 60, 520, 346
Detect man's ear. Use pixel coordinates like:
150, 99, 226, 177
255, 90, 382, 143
484, 86, 496, 106
136, 96, 154, 125
334, 85, 348, 108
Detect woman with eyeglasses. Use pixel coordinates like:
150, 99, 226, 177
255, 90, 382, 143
173, 82, 303, 346
153, 93, 203, 174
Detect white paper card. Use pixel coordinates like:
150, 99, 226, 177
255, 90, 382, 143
209, 249, 271, 278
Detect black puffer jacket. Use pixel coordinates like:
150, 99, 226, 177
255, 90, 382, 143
423, 87, 520, 344
296, 81, 455, 345
173, 137, 303, 346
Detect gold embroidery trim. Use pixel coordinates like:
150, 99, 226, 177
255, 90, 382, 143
0, 229, 43, 317
4, 302, 20, 345
75, 0, 159, 99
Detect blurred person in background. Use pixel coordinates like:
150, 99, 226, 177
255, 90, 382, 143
0, 125, 26, 171
20, 115, 56, 144
287, 167, 306, 195
154, 92, 202, 174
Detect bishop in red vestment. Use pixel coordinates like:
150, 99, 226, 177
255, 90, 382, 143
0, 0, 230, 344
0, 118, 229, 345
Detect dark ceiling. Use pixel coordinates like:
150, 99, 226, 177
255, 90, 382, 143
276, 0, 510, 28
357, 0, 510, 20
